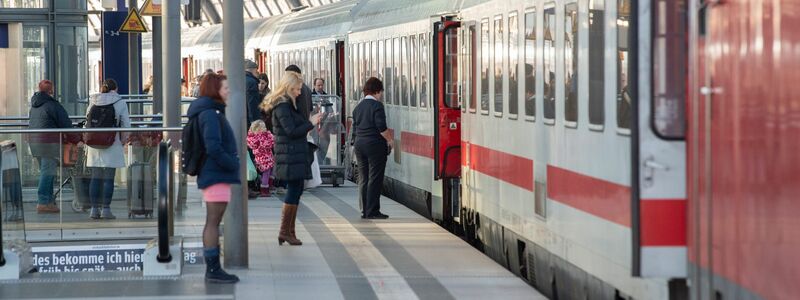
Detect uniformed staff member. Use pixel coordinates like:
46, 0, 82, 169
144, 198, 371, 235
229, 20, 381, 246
352, 77, 393, 219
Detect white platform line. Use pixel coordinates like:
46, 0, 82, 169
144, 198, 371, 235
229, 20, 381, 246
302, 195, 420, 300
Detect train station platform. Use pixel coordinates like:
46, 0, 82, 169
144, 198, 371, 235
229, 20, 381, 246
0, 183, 543, 299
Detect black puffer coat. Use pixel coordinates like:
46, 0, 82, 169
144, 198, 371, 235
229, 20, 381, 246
271, 96, 314, 181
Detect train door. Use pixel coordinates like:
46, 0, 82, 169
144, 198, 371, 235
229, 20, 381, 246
432, 16, 461, 227
631, 0, 688, 280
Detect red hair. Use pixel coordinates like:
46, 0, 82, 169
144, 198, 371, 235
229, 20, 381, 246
38, 80, 53, 94
199, 73, 227, 103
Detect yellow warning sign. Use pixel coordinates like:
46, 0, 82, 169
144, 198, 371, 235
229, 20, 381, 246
140, 0, 161, 16
119, 7, 148, 33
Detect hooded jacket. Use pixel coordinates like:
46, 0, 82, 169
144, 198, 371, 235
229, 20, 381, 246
272, 95, 314, 181
28, 92, 75, 158
245, 72, 262, 125
187, 96, 240, 189
84, 92, 131, 168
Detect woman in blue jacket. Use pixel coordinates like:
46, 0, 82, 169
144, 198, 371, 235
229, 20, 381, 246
186, 73, 240, 284
260, 71, 322, 246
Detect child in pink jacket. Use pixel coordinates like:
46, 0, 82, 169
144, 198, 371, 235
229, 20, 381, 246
247, 120, 275, 196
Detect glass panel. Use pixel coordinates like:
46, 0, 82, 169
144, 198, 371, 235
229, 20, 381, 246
589, 0, 606, 126
543, 5, 556, 120
494, 17, 504, 115
378, 40, 384, 81
445, 29, 458, 108
400, 36, 408, 106
509, 13, 519, 116
393, 38, 401, 105
524, 11, 536, 117
23, 25, 49, 109
56, 26, 89, 115
55, 0, 85, 10
617, 0, 631, 129
410, 35, 418, 107
385, 39, 393, 105
419, 33, 429, 109
0, 0, 46, 8
564, 3, 578, 123
480, 19, 490, 113
652, 0, 687, 138
469, 25, 477, 113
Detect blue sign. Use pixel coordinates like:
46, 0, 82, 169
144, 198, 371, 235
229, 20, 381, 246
102, 11, 142, 94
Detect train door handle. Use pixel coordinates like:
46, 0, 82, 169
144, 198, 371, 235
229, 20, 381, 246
642, 156, 669, 188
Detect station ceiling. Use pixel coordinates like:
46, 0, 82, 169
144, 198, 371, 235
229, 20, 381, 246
87, 0, 341, 40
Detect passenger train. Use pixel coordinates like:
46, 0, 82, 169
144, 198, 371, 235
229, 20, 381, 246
131, 0, 798, 299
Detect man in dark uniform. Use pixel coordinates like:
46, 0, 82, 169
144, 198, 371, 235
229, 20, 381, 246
245, 59, 262, 126
352, 77, 393, 219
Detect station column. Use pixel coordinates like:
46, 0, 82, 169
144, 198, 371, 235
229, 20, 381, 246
222, 0, 249, 268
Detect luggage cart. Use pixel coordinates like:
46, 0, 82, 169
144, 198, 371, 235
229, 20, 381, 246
311, 95, 346, 187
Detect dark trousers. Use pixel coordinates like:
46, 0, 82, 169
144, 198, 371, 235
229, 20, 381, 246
355, 142, 387, 217
283, 179, 304, 205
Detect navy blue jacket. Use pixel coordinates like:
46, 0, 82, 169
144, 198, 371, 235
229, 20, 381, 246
28, 92, 76, 158
245, 72, 262, 125
272, 97, 314, 181
187, 96, 241, 189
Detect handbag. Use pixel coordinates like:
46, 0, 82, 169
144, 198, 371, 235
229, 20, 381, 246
62, 143, 80, 167
247, 155, 257, 181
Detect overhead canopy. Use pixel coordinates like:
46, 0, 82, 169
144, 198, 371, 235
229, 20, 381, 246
87, 0, 342, 41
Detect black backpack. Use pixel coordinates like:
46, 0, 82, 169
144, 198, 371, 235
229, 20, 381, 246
181, 110, 221, 176
84, 102, 120, 149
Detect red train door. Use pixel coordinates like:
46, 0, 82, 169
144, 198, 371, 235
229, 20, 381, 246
433, 16, 461, 227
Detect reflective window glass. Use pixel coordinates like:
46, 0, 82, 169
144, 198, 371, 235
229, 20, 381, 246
543, 4, 556, 120
509, 13, 519, 116
480, 19, 490, 113
410, 35, 418, 107
589, 0, 606, 126
617, 0, 631, 129
420, 33, 429, 109
564, 3, 578, 124
524, 11, 536, 117
494, 16, 504, 116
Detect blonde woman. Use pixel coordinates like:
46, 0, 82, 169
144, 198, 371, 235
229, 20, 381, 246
261, 71, 322, 246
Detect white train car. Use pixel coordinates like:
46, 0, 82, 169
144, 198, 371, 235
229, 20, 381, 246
140, 1, 691, 298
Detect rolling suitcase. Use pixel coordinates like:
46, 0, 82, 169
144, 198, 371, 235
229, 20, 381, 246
127, 162, 154, 218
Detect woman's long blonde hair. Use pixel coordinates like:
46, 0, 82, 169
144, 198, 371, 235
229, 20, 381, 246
260, 71, 304, 112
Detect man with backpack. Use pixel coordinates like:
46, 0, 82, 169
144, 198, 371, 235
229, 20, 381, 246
29, 80, 75, 213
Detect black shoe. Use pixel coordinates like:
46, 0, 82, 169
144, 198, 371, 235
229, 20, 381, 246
205, 255, 240, 284
366, 212, 389, 219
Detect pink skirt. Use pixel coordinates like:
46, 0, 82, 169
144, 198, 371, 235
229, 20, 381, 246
202, 183, 231, 202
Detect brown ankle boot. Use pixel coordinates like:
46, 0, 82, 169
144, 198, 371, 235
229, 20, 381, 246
278, 204, 301, 246
287, 204, 302, 245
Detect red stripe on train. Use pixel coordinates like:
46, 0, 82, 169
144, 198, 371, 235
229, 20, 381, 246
547, 165, 631, 227
640, 199, 687, 246
461, 142, 534, 191
400, 131, 434, 158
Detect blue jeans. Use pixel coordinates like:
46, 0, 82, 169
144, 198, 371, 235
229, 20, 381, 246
37, 157, 58, 205
283, 180, 304, 205
89, 167, 116, 208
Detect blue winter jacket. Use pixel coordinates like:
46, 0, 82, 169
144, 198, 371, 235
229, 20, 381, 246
186, 96, 241, 189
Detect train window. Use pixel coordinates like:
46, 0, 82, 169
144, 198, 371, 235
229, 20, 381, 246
543, 4, 556, 123
493, 16, 504, 117
480, 19, 490, 114
617, 0, 631, 131
469, 25, 477, 113
564, 3, 578, 126
652, 0, 687, 139
378, 40, 384, 81
420, 33, 429, 109
445, 29, 459, 109
372, 40, 378, 77
386, 39, 393, 105
410, 35, 418, 107
589, 0, 606, 128
508, 12, 519, 118
394, 37, 401, 106
459, 28, 467, 112
524, 10, 536, 119
401, 36, 409, 106
349, 44, 354, 101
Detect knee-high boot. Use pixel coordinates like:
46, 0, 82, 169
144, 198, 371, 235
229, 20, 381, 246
278, 204, 302, 246
287, 204, 302, 245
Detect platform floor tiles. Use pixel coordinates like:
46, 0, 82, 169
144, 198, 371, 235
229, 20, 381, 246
0, 184, 544, 299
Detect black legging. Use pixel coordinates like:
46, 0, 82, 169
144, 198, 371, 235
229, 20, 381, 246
203, 202, 227, 249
